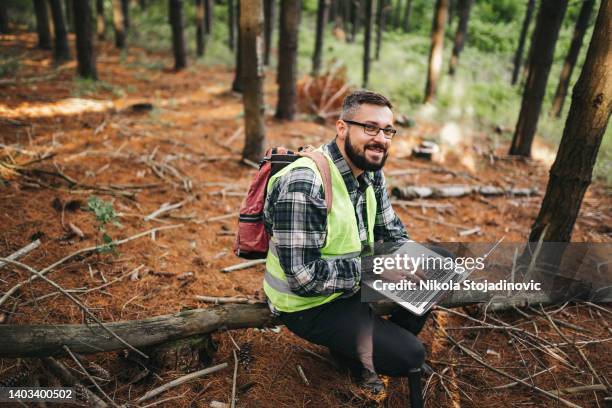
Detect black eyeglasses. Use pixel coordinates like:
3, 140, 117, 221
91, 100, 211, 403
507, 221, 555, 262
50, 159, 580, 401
343, 120, 397, 139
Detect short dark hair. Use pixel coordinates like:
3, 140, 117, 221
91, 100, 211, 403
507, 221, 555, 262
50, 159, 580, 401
340, 90, 393, 120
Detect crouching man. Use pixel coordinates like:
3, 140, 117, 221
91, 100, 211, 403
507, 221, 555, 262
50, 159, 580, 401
263, 91, 431, 396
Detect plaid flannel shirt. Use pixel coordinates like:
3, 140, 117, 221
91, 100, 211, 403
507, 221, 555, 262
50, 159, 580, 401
263, 139, 409, 305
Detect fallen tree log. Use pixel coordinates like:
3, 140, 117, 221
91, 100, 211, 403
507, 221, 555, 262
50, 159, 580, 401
391, 184, 539, 200
0, 291, 578, 358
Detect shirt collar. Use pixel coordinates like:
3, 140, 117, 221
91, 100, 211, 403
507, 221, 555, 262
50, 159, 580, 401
323, 138, 374, 193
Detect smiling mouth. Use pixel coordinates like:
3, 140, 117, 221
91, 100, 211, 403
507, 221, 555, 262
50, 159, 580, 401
366, 146, 386, 154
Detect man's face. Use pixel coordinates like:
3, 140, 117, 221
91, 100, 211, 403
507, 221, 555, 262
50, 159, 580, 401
337, 104, 394, 172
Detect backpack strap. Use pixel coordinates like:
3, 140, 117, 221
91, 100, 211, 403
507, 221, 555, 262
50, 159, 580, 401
298, 150, 333, 215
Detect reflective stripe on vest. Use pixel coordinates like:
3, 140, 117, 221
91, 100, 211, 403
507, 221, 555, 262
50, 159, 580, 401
263, 149, 377, 313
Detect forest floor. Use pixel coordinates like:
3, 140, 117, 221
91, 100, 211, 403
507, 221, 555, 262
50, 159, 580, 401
1, 33, 611, 408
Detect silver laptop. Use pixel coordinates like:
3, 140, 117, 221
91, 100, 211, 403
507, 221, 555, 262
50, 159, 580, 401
362, 239, 503, 316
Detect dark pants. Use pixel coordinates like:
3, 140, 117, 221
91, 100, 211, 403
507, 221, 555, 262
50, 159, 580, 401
279, 293, 430, 377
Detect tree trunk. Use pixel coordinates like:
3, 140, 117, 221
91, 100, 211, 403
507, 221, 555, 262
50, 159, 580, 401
342, 0, 350, 35
241, 0, 266, 162
65, 0, 74, 32
231, 0, 242, 92
424, 0, 448, 103
169, 0, 187, 70
121, 0, 129, 29
329, 0, 336, 22
528, 0, 611, 244
33, 0, 52, 50
48, 0, 71, 62
312, 0, 329, 75
112, 0, 126, 48
349, 0, 359, 43
402, 0, 412, 32
375, 0, 384, 60
275, 0, 300, 120
0, 291, 567, 358
96, 0, 106, 40
263, 0, 275, 66
550, 0, 595, 118
448, 0, 472, 76
362, 0, 373, 87
393, 0, 402, 29
511, 0, 536, 85
195, 0, 206, 57
140, 0, 147, 9
0, 5, 9, 34
74, 0, 98, 80
227, 0, 235, 50
204, 0, 213, 34
509, 0, 569, 157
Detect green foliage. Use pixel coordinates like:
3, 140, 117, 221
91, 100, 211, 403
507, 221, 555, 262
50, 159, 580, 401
87, 196, 121, 253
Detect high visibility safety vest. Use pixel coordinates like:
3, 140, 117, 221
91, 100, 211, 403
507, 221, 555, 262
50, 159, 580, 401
263, 150, 377, 313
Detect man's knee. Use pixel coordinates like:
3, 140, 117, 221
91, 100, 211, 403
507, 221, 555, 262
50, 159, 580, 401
372, 328, 426, 376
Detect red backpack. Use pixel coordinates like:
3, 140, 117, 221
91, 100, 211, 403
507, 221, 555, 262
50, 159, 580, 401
233, 146, 333, 259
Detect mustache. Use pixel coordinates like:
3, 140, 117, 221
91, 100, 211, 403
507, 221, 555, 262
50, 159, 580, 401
365, 142, 388, 151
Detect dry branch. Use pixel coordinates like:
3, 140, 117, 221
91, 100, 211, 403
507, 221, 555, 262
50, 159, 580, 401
136, 363, 228, 403
0, 239, 41, 270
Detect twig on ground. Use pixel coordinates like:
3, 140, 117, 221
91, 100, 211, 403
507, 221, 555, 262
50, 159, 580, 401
492, 366, 556, 389
207, 212, 239, 223
296, 365, 310, 386
445, 333, 583, 408
231, 350, 238, 408
0, 239, 41, 270
62, 345, 120, 408
144, 199, 190, 221
221, 259, 266, 273
136, 363, 228, 403
0, 224, 182, 308
194, 295, 260, 305
41, 357, 108, 408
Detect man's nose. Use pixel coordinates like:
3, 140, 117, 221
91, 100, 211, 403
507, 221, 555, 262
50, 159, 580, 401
373, 129, 387, 144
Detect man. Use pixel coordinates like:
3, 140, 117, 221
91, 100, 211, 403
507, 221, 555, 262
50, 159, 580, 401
263, 91, 430, 392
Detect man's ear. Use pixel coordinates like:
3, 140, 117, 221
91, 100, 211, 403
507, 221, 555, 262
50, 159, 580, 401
336, 119, 347, 141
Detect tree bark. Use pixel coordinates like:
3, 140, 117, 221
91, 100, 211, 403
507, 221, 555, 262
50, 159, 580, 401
195, 0, 206, 57
375, 0, 385, 60
511, 0, 536, 85
227, 0, 235, 50
169, 0, 187, 70
96, 0, 106, 40
550, 0, 595, 118
528, 0, 611, 244
275, 0, 300, 120
263, 0, 275, 66
393, 0, 402, 29
0, 5, 9, 34
231, 0, 242, 92
312, 0, 329, 76
204, 0, 213, 34
74, 0, 98, 80
33, 0, 53, 50
362, 0, 373, 87
112, 0, 126, 48
121, 0, 130, 29
241, 0, 266, 161
509, 0, 569, 157
48, 0, 72, 62
424, 0, 448, 103
0, 291, 567, 358
349, 0, 359, 43
448, 0, 472, 76
65, 0, 74, 33
402, 0, 412, 32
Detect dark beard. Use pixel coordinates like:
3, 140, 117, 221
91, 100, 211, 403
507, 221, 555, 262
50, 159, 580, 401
345, 132, 388, 171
